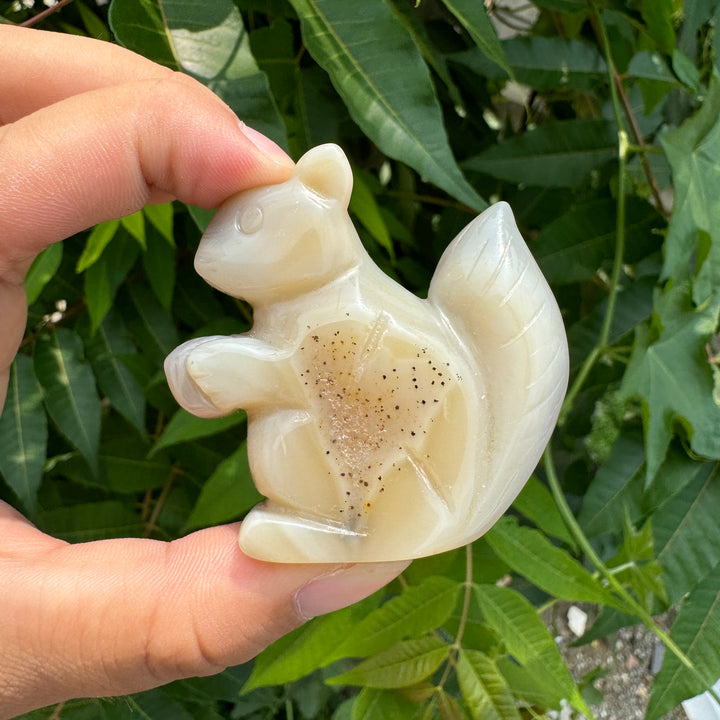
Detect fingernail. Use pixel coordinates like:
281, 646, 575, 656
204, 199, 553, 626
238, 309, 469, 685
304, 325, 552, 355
294, 561, 410, 620
238, 121, 294, 168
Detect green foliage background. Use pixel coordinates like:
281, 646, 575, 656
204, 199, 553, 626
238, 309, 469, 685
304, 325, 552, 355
1, 0, 720, 718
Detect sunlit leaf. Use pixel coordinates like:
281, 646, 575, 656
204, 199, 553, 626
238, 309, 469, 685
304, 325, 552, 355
25, 244, 63, 305
351, 688, 417, 720
486, 517, 622, 608
328, 636, 449, 688
289, 0, 486, 211
456, 649, 521, 720
76, 219, 120, 273
244, 598, 378, 691
336, 576, 460, 658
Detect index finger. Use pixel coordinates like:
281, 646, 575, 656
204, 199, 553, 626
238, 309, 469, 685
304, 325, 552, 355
0, 25, 171, 124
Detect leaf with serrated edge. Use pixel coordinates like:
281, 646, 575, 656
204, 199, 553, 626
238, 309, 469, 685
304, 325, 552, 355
328, 636, 449, 688
34, 328, 101, 473
512, 476, 577, 549
0, 355, 47, 513
654, 462, 720, 603
335, 576, 459, 659
244, 599, 376, 691
351, 688, 417, 720
620, 284, 720, 480
647, 564, 720, 720
440, 0, 509, 76
289, 0, 485, 212
465, 119, 616, 188
474, 585, 590, 715
456, 649, 521, 720
486, 517, 622, 608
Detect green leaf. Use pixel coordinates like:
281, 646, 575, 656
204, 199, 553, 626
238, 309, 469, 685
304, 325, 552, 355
620, 284, 720, 480
456, 649, 521, 720
76, 219, 120, 273
567, 277, 655, 372
654, 462, 720, 603
53, 436, 171, 495
162, 0, 286, 144
641, 0, 676, 55
336, 576, 460, 658
81, 310, 146, 437
647, 564, 720, 720
112, 0, 286, 144
451, 36, 605, 91
465, 119, 617, 188
474, 584, 589, 715
121, 282, 178, 366
327, 635, 449, 688
109, 0, 176, 67
25, 243, 63, 305
473, 584, 558, 666
127, 689, 197, 720
512, 476, 577, 549
77, 2, 111, 41
0, 355, 47, 514
244, 599, 377, 691
36, 500, 144, 541
121, 210, 146, 250
142, 228, 175, 311
530, 0, 586, 10
289, 0, 486, 211
151, 408, 245, 456
578, 431, 646, 538
143, 203, 175, 246
84, 229, 140, 332
350, 171, 394, 260
351, 688, 417, 720
34, 328, 101, 473
486, 517, 622, 608
440, 0, 509, 77
183, 441, 261, 531
535, 198, 662, 285
661, 78, 720, 304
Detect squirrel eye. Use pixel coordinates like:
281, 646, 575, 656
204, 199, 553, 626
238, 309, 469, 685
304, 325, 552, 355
236, 206, 263, 234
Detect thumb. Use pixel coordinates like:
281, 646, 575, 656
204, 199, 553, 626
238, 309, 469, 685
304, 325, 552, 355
0, 510, 407, 717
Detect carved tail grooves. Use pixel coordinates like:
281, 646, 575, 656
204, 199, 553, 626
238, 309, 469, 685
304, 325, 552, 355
428, 202, 569, 542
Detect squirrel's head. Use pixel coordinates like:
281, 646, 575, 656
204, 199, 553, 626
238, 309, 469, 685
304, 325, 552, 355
195, 144, 358, 305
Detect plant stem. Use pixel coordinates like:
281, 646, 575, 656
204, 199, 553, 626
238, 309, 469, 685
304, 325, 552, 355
549, 5, 720, 709
544, 447, 720, 704
21, 0, 75, 27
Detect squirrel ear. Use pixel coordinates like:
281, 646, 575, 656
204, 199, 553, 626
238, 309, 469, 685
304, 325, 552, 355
295, 144, 353, 208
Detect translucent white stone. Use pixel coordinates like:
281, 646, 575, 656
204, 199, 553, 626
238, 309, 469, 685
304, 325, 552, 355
165, 144, 569, 563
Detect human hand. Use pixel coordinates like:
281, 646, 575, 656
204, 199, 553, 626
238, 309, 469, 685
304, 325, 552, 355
0, 26, 407, 719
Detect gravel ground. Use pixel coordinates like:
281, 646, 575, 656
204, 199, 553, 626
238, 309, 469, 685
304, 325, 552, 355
544, 603, 688, 720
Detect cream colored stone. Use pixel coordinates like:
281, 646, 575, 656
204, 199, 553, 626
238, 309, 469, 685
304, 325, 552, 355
165, 144, 569, 563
